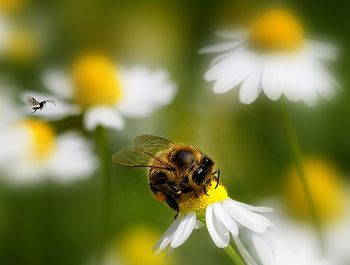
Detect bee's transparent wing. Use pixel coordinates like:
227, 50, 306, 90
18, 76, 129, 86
113, 135, 174, 170
133, 135, 173, 150
26, 96, 39, 106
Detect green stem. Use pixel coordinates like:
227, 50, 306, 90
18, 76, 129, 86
281, 101, 325, 253
224, 245, 246, 265
96, 126, 112, 244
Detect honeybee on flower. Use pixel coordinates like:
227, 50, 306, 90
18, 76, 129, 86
113, 135, 273, 254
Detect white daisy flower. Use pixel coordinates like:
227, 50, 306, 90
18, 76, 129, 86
252, 235, 331, 265
32, 54, 176, 131
153, 182, 273, 253
0, 118, 97, 184
201, 9, 339, 106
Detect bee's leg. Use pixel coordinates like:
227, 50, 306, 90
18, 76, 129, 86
213, 169, 220, 188
202, 186, 209, 196
182, 187, 199, 198
165, 181, 181, 196
32, 107, 39, 113
165, 194, 179, 213
150, 183, 179, 212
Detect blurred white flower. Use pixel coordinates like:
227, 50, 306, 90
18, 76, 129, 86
0, 119, 97, 184
153, 182, 273, 254
32, 54, 176, 131
252, 235, 331, 265
201, 9, 338, 106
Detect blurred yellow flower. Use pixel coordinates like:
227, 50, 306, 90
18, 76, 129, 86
109, 226, 172, 265
7, 27, 39, 62
0, 117, 97, 184
17, 119, 56, 160
0, 0, 27, 14
249, 9, 304, 52
72, 54, 122, 108
285, 157, 345, 222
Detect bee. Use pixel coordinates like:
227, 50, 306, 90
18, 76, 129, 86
26, 96, 56, 113
112, 135, 220, 213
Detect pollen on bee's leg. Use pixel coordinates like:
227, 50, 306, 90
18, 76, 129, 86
155, 191, 166, 202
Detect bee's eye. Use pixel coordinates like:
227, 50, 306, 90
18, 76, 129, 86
192, 168, 205, 184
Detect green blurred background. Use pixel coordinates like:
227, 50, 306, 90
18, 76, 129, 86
0, 0, 349, 264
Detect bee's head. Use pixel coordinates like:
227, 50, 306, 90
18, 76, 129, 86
192, 156, 214, 186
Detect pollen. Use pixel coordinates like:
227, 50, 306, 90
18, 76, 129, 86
249, 9, 304, 52
179, 182, 228, 217
71, 54, 122, 108
20, 119, 56, 160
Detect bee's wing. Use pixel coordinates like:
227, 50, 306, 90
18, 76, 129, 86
133, 135, 174, 150
26, 96, 39, 106
113, 135, 175, 170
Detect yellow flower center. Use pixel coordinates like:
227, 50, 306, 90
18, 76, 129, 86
71, 54, 122, 108
19, 119, 56, 160
285, 157, 345, 223
179, 182, 228, 216
249, 9, 304, 52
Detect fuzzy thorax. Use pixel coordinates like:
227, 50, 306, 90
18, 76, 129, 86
179, 182, 228, 217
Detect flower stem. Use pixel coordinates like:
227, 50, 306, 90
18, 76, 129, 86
280, 101, 325, 253
224, 245, 246, 265
96, 126, 112, 244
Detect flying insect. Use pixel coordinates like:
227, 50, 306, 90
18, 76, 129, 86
26, 96, 56, 113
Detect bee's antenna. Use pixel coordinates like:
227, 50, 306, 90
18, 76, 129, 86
45, 100, 56, 106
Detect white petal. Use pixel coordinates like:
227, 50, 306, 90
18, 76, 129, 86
47, 132, 97, 182
262, 56, 283, 101
306, 40, 338, 61
206, 204, 229, 248
170, 212, 196, 248
277, 56, 300, 102
232, 236, 259, 265
84, 107, 124, 131
239, 60, 263, 104
41, 69, 73, 99
210, 50, 258, 93
296, 58, 318, 107
117, 66, 176, 117
21, 91, 80, 120
223, 199, 273, 234
215, 29, 247, 40
205, 47, 247, 81
234, 201, 273, 213
153, 217, 182, 254
213, 202, 239, 236
252, 236, 277, 265
199, 41, 243, 54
